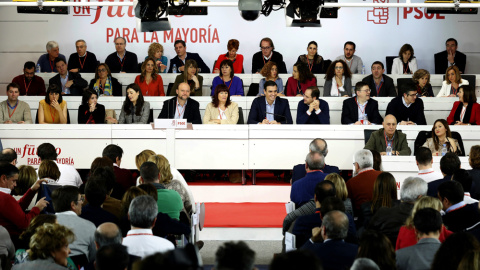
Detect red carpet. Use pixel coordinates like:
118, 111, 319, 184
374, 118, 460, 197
203, 203, 286, 228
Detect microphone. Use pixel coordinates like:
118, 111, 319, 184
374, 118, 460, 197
266, 112, 288, 124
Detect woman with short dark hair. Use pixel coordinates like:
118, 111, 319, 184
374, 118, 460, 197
447, 85, 480, 125
412, 69, 434, 97
38, 84, 67, 124
77, 89, 105, 124
203, 84, 239, 124
211, 60, 244, 96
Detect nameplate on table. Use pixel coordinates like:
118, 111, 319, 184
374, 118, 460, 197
154, 119, 188, 129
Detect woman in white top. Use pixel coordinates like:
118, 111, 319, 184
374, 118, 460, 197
204, 84, 239, 124
392, 44, 418, 75
437, 65, 469, 97
323, 60, 352, 97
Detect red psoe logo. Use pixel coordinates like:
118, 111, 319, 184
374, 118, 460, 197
367, 0, 389, 24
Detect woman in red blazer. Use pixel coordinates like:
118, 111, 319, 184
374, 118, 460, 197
447, 85, 480, 125
285, 62, 316, 96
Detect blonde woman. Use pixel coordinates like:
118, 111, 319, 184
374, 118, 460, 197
396, 196, 453, 250
146, 42, 168, 73
325, 173, 353, 217
148, 155, 194, 215
13, 165, 38, 211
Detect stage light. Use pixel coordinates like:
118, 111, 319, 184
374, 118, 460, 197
134, 0, 171, 32
238, 0, 262, 21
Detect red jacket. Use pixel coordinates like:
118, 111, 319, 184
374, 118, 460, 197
286, 77, 317, 96
447, 101, 480, 125
134, 75, 165, 96
213, 54, 244, 74
346, 169, 382, 211
0, 188, 40, 236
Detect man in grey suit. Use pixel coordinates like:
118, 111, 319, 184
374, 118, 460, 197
52, 186, 96, 267
396, 208, 442, 270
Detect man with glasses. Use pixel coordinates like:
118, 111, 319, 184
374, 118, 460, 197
11, 61, 46, 96
105, 37, 138, 73
52, 186, 96, 266
335, 41, 364, 74
168, 39, 210, 73
364, 114, 411, 156
386, 81, 427, 125
341, 82, 383, 125
361, 61, 396, 97
251, 37, 286, 73
67, 39, 98, 73
296, 86, 329, 124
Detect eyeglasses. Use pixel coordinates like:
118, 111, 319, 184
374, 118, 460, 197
261, 46, 272, 50
335, 66, 344, 70
77, 196, 85, 204
115, 43, 125, 46
98, 68, 107, 72
358, 89, 371, 92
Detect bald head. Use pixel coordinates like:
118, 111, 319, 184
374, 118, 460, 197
383, 114, 397, 137
95, 222, 122, 249
0, 148, 17, 166
176, 82, 191, 101
309, 138, 328, 157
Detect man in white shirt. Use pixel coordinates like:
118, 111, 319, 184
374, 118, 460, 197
37, 143, 82, 187
416, 147, 443, 183
123, 195, 175, 258
335, 41, 363, 74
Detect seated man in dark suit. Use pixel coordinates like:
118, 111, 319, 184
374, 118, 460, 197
296, 86, 329, 124
361, 61, 396, 97
341, 81, 383, 125
67, 39, 98, 73
395, 208, 442, 270
247, 80, 293, 124
368, 177, 427, 245
251, 37, 285, 73
291, 138, 340, 184
439, 180, 480, 232
102, 144, 135, 200
434, 38, 466, 74
158, 82, 202, 124
300, 210, 358, 270
105, 37, 138, 73
49, 58, 88, 96
427, 152, 461, 197
364, 114, 411, 156
168, 40, 210, 73
385, 80, 427, 125
290, 152, 329, 206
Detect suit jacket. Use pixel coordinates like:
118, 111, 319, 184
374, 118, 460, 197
447, 101, 480, 125
49, 72, 88, 96
341, 97, 383, 125
291, 164, 340, 184
105, 51, 139, 73
385, 96, 427, 125
443, 202, 480, 232
323, 77, 353, 97
364, 128, 411, 155
469, 169, 480, 200
118, 101, 150, 124
391, 57, 418, 75
168, 52, 210, 73
368, 202, 414, 246
290, 171, 328, 206
301, 239, 358, 270
67, 51, 99, 73
395, 238, 441, 270
362, 74, 396, 97
434, 50, 466, 74
427, 175, 451, 197
203, 102, 239, 124
251, 51, 285, 73
296, 99, 330, 124
158, 97, 202, 124
247, 96, 293, 124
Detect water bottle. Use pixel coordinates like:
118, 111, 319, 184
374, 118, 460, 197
36, 64, 41, 73
173, 64, 177, 74
441, 144, 448, 156
386, 143, 392, 156
363, 114, 368, 125
361, 65, 366, 75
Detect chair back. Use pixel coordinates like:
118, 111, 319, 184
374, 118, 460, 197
396, 78, 413, 97
247, 83, 259, 96
386, 56, 396, 74
237, 107, 245, 124
364, 129, 377, 145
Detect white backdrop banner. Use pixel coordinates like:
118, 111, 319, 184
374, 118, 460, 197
0, 0, 479, 88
